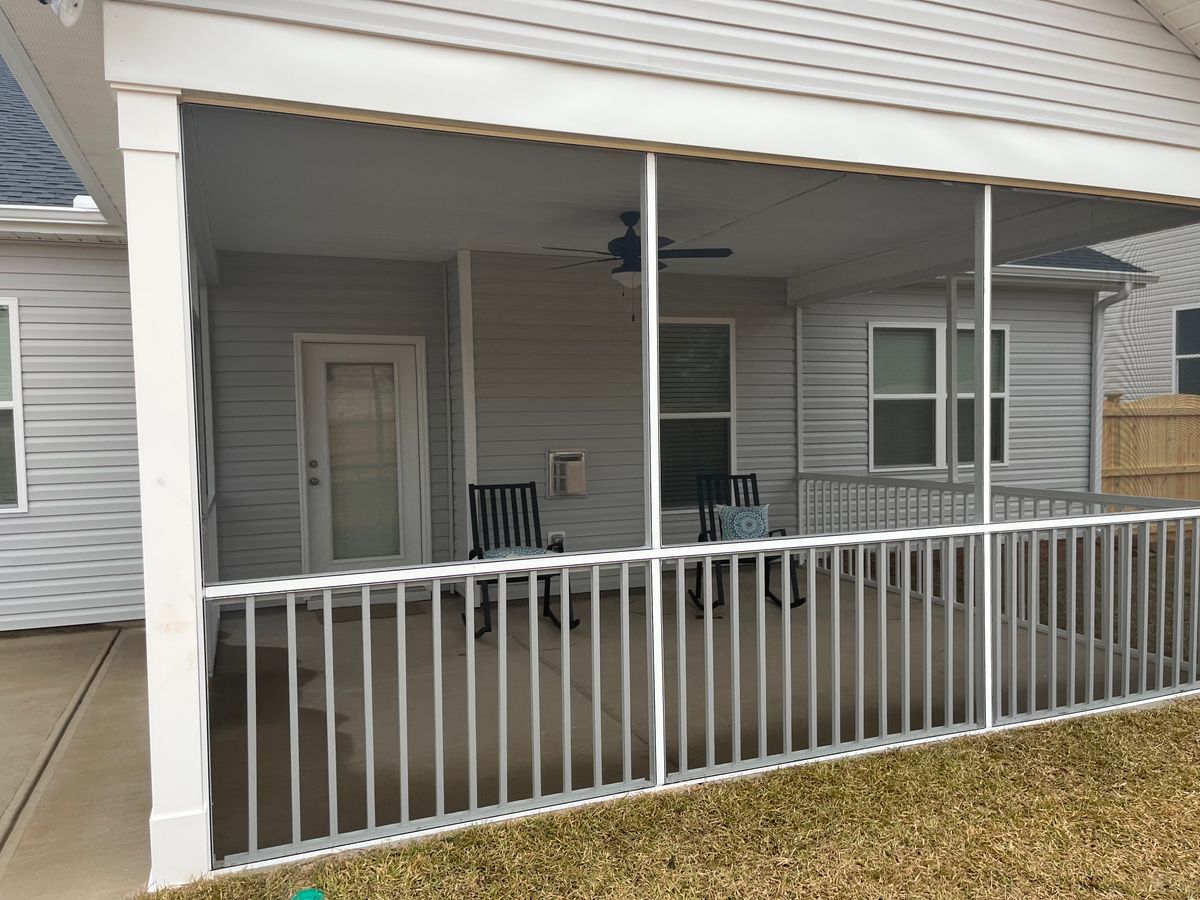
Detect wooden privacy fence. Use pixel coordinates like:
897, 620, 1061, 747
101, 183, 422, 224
1104, 394, 1200, 502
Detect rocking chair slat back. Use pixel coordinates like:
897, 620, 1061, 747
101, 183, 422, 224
469, 482, 544, 552
696, 473, 761, 542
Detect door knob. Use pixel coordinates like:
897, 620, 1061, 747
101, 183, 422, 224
309, 476, 320, 486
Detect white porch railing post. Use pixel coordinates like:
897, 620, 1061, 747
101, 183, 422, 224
974, 185, 996, 729
946, 276, 959, 485
641, 153, 667, 786
115, 87, 212, 885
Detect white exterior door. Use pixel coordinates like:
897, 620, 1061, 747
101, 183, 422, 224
299, 337, 427, 572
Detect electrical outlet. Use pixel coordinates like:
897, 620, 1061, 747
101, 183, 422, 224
548, 530, 566, 546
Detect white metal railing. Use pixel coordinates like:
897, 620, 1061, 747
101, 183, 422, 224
204, 504, 1200, 867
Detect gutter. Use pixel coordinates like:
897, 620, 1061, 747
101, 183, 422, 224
0, 203, 125, 240
1091, 281, 1134, 493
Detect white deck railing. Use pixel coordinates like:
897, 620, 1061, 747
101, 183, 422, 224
203, 503, 1200, 868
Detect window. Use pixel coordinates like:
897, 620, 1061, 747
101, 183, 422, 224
1175, 306, 1200, 394
870, 323, 1007, 470
0, 300, 26, 511
659, 321, 734, 509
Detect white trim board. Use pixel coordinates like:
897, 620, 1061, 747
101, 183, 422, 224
0, 298, 27, 514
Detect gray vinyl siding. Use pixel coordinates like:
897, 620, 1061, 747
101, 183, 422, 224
1099, 224, 1200, 400
468, 251, 797, 551
0, 240, 143, 630
208, 252, 451, 581
802, 284, 1095, 490
227, 0, 1200, 150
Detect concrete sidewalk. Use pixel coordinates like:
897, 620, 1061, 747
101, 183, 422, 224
0, 625, 150, 899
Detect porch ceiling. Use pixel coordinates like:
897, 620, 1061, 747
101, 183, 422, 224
186, 105, 1200, 297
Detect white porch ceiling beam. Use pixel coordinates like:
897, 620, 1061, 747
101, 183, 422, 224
787, 200, 1198, 305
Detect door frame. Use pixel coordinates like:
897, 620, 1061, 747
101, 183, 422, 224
293, 332, 433, 574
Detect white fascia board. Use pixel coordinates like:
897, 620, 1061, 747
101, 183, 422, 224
0, 10, 124, 226
103, 2, 1200, 204
0, 203, 125, 239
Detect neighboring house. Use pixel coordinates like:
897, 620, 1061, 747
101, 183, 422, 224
0, 54, 134, 630
7, 0, 1200, 889
1099, 223, 1200, 400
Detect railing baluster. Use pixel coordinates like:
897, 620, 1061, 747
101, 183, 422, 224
676, 559, 688, 774
560, 567, 571, 794
362, 585, 376, 828
323, 587, 339, 833
830, 546, 841, 746
465, 577, 478, 811
1067, 529, 1077, 708
923, 538, 933, 731
1049, 531, 1058, 711
1006, 533, 1017, 718
1120, 525, 1132, 698
965, 536, 975, 725
901, 540, 911, 734
1028, 530, 1039, 715
620, 563, 632, 784
245, 596, 257, 856
430, 581, 444, 817
730, 552, 741, 764
1140, 521, 1151, 695
1102, 527, 1114, 703
499, 574, 509, 804
944, 536, 955, 727
286, 592, 300, 843
703, 556, 715, 769
1157, 523, 1168, 691
756, 554, 767, 760
590, 567, 601, 789
855, 544, 865, 742
878, 541, 888, 737
1175, 519, 1186, 689
784, 549, 794, 753
1085, 528, 1096, 705
807, 547, 817, 750
1191, 519, 1199, 685
529, 572, 541, 799
396, 583, 409, 823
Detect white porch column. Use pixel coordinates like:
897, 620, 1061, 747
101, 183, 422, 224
974, 185, 995, 729
945, 277, 959, 484
116, 85, 211, 886
641, 153, 667, 786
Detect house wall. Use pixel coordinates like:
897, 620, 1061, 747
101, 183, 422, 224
0, 240, 143, 630
207, 252, 451, 581
468, 251, 798, 552
1099, 223, 1200, 400
802, 284, 1096, 490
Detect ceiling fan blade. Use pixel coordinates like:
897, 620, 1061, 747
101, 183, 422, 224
543, 246, 612, 255
658, 236, 675, 249
551, 256, 619, 270
659, 247, 733, 259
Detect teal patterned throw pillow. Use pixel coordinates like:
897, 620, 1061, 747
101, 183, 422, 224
716, 504, 769, 540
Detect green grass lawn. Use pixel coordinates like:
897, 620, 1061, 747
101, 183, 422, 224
153, 699, 1200, 899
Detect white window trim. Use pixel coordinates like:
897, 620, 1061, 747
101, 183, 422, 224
0, 298, 27, 514
868, 321, 1009, 474
659, 316, 736, 513
1171, 302, 1200, 394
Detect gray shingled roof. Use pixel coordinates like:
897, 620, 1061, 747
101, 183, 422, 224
0, 54, 85, 206
1010, 246, 1146, 274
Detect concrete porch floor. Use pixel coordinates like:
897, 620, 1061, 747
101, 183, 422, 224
0, 625, 150, 900
208, 563, 1118, 863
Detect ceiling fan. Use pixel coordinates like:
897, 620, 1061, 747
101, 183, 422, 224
544, 211, 733, 286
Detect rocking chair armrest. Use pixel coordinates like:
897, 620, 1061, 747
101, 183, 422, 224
468, 548, 483, 561
547, 539, 565, 554
768, 528, 787, 538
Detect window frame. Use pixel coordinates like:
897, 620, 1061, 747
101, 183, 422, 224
1171, 303, 1200, 395
868, 320, 1009, 474
658, 316, 737, 513
0, 298, 27, 514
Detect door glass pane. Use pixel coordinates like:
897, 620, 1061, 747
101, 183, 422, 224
660, 324, 731, 413
326, 362, 400, 560
874, 328, 935, 394
0, 307, 11, 403
873, 399, 935, 467
0, 410, 16, 506
956, 329, 1005, 394
661, 418, 730, 508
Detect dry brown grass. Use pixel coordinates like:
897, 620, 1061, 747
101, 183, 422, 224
152, 700, 1200, 899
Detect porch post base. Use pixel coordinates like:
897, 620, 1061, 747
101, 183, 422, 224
147, 806, 211, 890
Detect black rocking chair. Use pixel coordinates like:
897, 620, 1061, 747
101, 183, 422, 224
464, 481, 579, 638
689, 473, 805, 610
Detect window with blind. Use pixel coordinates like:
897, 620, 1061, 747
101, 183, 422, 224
1175, 306, 1200, 394
871, 323, 1007, 470
0, 300, 25, 511
659, 321, 733, 509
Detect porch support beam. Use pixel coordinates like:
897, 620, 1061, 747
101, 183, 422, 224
974, 186, 995, 730
116, 85, 212, 886
946, 276, 959, 485
641, 153, 667, 786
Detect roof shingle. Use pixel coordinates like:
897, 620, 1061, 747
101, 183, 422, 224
0, 53, 85, 206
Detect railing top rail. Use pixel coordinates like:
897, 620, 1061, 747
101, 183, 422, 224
203, 505, 1200, 601
798, 470, 973, 493
991, 484, 1186, 509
